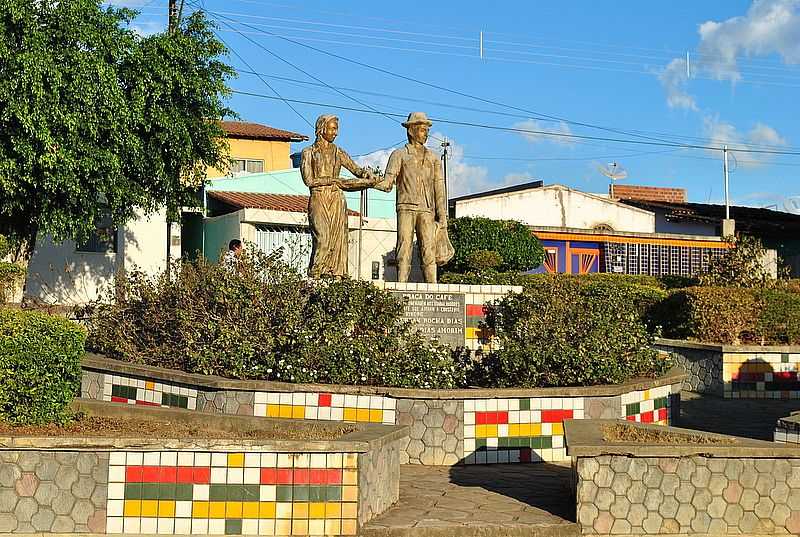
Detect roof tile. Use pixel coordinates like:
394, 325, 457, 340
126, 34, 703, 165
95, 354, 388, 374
219, 121, 308, 142
208, 191, 358, 215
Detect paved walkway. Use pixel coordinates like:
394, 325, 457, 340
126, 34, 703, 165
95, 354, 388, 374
676, 390, 800, 440
361, 464, 578, 537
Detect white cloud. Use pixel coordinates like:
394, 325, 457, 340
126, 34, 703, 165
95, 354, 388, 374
702, 116, 789, 167
513, 119, 576, 146
354, 148, 393, 173
659, 58, 698, 111
502, 172, 536, 186
697, 0, 800, 82
426, 133, 491, 197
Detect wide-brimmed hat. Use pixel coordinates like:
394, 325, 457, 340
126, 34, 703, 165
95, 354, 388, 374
402, 111, 433, 128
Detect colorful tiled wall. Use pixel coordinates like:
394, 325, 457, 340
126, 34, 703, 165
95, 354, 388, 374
106, 451, 359, 536
621, 385, 672, 424
103, 374, 198, 410
723, 353, 800, 399
253, 392, 395, 425
462, 397, 583, 464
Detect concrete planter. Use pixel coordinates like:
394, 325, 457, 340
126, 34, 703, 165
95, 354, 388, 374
656, 338, 800, 399
565, 419, 800, 535
80, 355, 685, 466
0, 400, 405, 536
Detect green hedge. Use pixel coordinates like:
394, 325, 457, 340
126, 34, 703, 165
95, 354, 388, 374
83, 252, 464, 389
655, 287, 800, 345
444, 217, 544, 273
0, 309, 85, 425
471, 278, 670, 388
440, 270, 697, 290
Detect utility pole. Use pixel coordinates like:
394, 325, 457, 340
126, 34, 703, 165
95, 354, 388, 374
166, 0, 181, 275
168, 0, 179, 33
357, 190, 366, 281
441, 139, 451, 216
722, 145, 735, 236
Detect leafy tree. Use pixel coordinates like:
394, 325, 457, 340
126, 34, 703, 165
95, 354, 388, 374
699, 235, 777, 288
444, 217, 544, 274
0, 0, 234, 292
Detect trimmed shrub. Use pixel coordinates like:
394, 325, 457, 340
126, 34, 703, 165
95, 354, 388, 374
83, 251, 463, 389
466, 250, 503, 272
473, 278, 670, 388
700, 235, 774, 288
444, 217, 544, 273
755, 289, 800, 345
0, 309, 85, 425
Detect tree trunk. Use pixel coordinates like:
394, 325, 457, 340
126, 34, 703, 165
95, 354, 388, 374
6, 230, 37, 304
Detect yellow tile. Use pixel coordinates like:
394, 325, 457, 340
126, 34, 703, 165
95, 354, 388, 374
343, 469, 358, 485
259, 501, 276, 518
324, 519, 341, 536
369, 409, 383, 423
293, 502, 309, 519
643, 390, 650, 400
227, 453, 245, 468
309, 502, 326, 519
123, 500, 141, 517
551, 423, 564, 436
145, 381, 155, 390
519, 423, 531, 437
341, 519, 357, 535
292, 405, 305, 419
279, 405, 293, 419
158, 500, 175, 518
475, 425, 485, 438
343, 454, 358, 468
343, 408, 358, 422
342, 502, 357, 519
275, 520, 292, 535
140, 499, 158, 518
486, 424, 498, 438
242, 501, 260, 519
508, 424, 519, 437
209, 501, 226, 519
292, 520, 308, 535
324, 503, 341, 519
531, 423, 542, 436
192, 501, 209, 518
356, 408, 370, 422
267, 404, 281, 418
342, 486, 358, 502
226, 501, 243, 518
276, 502, 292, 519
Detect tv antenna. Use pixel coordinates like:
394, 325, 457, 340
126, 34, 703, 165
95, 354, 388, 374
784, 196, 800, 215
599, 162, 628, 198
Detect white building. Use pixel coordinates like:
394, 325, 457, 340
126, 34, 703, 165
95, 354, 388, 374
450, 181, 655, 233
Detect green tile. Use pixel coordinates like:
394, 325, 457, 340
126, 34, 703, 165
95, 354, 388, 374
308, 486, 325, 502
293, 486, 310, 502
626, 402, 640, 416
519, 399, 531, 411
540, 436, 552, 449
475, 438, 487, 450
112, 384, 137, 400
783, 353, 790, 363
530, 436, 541, 449
325, 486, 342, 502
124, 483, 142, 500
140, 483, 160, 500
175, 484, 194, 501
225, 519, 242, 535
242, 485, 259, 501
209, 485, 228, 501
158, 483, 176, 500
276, 485, 293, 502
498, 437, 509, 448
654, 397, 668, 410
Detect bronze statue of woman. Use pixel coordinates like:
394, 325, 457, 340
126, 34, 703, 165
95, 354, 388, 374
300, 115, 376, 278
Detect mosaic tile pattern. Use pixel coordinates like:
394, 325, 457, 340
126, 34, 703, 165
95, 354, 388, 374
463, 398, 583, 464
106, 451, 358, 535
723, 352, 800, 399
621, 385, 672, 424
103, 374, 198, 410
253, 392, 395, 425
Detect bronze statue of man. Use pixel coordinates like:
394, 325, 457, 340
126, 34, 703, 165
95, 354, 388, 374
301, 115, 376, 278
378, 112, 451, 283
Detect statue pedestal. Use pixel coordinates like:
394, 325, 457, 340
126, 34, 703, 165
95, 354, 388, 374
375, 282, 523, 350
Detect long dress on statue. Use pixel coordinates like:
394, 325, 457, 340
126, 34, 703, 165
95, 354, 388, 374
300, 139, 371, 278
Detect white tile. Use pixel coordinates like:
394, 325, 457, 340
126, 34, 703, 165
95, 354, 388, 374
126, 452, 143, 465
254, 403, 267, 417
107, 465, 126, 483
106, 516, 123, 534
191, 518, 209, 535
207, 519, 225, 535
279, 392, 292, 405
464, 412, 475, 425
242, 520, 259, 536
508, 399, 519, 411
227, 468, 244, 484
267, 392, 280, 404
486, 399, 498, 411
575, 398, 584, 410
123, 517, 141, 534
260, 484, 277, 501
244, 467, 260, 484
140, 517, 158, 534
383, 397, 396, 410
464, 439, 475, 453
574, 409, 584, 420
143, 452, 160, 465
383, 409, 396, 424
254, 392, 268, 405
318, 407, 332, 420
194, 452, 211, 467
497, 399, 509, 411
161, 452, 178, 466
175, 500, 192, 518
277, 454, 292, 468
107, 499, 124, 516
210, 467, 226, 483
109, 452, 126, 466
211, 453, 227, 466
304, 406, 318, 420
331, 393, 345, 408
541, 398, 552, 410
108, 483, 126, 501
330, 407, 344, 421
193, 484, 209, 501
563, 398, 574, 410
464, 400, 475, 412
498, 424, 508, 437
310, 453, 327, 468
305, 392, 318, 407
174, 518, 191, 535
530, 398, 541, 410
345, 394, 358, 408
464, 425, 475, 438
258, 519, 276, 535
177, 452, 195, 466
552, 436, 564, 449
487, 437, 498, 448
292, 392, 305, 405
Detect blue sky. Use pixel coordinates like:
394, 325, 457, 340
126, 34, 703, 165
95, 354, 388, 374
121, 1, 800, 209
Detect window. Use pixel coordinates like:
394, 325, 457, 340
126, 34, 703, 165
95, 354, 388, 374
232, 158, 265, 174
76, 226, 117, 253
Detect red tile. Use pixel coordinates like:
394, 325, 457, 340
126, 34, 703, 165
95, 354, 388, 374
159, 466, 177, 483
176, 467, 194, 484
141, 466, 160, 482
309, 469, 326, 485
496, 411, 509, 424
126, 466, 144, 482
641, 411, 654, 423
626, 415, 637, 421
260, 468, 277, 484
466, 304, 485, 317
135, 400, 160, 407
192, 467, 210, 484
541, 410, 572, 423
111, 396, 129, 404
293, 469, 310, 485
325, 469, 342, 485
276, 469, 293, 484
475, 412, 488, 425
318, 393, 332, 407
657, 408, 669, 422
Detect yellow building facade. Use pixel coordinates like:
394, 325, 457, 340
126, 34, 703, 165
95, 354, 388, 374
207, 121, 308, 178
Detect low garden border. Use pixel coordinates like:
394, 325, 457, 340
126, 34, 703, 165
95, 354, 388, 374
566, 419, 800, 535
0, 400, 406, 536
80, 354, 686, 466
656, 338, 800, 399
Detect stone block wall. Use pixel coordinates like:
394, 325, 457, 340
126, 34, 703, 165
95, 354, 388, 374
0, 451, 108, 533
395, 399, 462, 466
655, 343, 723, 396
576, 454, 800, 535
357, 438, 403, 525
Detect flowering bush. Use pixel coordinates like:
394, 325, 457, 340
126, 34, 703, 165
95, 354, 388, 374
82, 249, 464, 389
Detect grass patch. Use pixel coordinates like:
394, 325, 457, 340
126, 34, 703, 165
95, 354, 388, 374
602, 423, 736, 445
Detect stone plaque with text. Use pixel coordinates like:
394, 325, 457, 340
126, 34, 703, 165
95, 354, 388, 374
390, 290, 466, 348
